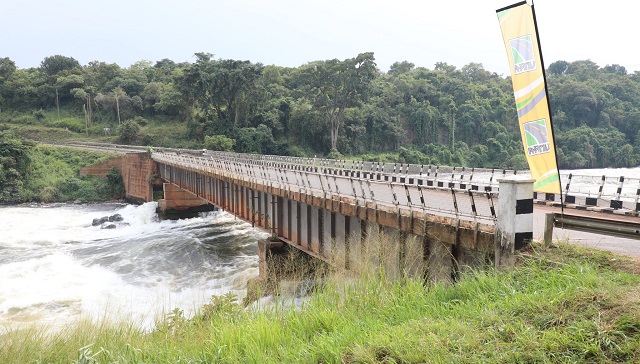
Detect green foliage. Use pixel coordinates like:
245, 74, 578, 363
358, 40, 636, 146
204, 134, 235, 151
3, 53, 640, 168
398, 146, 429, 164
22, 145, 120, 202
32, 109, 45, 120
117, 120, 141, 144
326, 148, 343, 160
106, 167, 125, 198
179, 53, 264, 134
233, 124, 275, 154
0, 131, 33, 203
0, 139, 120, 203
40, 55, 81, 76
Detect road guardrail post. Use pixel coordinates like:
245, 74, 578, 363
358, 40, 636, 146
543, 213, 555, 246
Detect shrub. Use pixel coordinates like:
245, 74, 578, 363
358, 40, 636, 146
326, 148, 343, 160
33, 109, 45, 121
117, 120, 141, 144
204, 134, 235, 152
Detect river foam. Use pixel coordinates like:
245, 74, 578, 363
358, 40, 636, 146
0, 202, 267, 333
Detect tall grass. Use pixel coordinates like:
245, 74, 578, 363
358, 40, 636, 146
2, 242, 640, 363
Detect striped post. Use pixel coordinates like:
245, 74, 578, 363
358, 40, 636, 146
610, 176, 624, 209
495, 176, 535, 268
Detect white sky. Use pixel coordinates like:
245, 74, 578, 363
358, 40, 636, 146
1, 0, 637, 75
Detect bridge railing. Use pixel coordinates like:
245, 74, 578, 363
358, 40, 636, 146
199, 149, 520, 193
535, 172, 640, 213
63, 141, 640, 214
152, 150, 499, 226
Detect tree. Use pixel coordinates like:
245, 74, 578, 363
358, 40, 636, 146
0, 57, 16, 81
388, 61, 415, 76
296, 52, 378, 152
180, 53, 264, 133
40, 55, 81, 76
547, 60, 569, 75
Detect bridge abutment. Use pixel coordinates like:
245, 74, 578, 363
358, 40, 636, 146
80, 152, 157, 203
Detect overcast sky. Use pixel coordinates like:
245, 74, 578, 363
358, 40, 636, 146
1, 0, 636, 75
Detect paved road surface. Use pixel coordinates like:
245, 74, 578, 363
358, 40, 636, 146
533, 205, 640, 258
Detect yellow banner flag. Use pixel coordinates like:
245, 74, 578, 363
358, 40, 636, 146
497, 1, 560, 194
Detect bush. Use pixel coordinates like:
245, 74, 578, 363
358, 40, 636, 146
398, 147, 430, 164
33, 109, 46, 121
131, 116, 148, 127
204, 134, 235, 152
106, 167, 125, 198
233, 125, 275, 154
117, 120, 141, 144
51, 117, 86, 133
326, 148, 343, 160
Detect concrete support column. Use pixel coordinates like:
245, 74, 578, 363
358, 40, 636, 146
310, 206, 321, 254
427, 240, 453, 284
295, 201, 302, 246
277, 196, 284, 237
283, 197, 290, 238
322, 210, 332, 259
333, 213, 346, 267
299, 203, 309, 249
495, 176, 535, 268
347, 216, 362, 269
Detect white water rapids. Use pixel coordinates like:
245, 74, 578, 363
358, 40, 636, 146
0, 202, 268, 333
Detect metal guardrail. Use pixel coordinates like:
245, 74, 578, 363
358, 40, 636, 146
61, 141, 640, 214
543, 212, 640, 243
535, 173, 640, 214
152, 149, 499, 225
61, 141, 518, 191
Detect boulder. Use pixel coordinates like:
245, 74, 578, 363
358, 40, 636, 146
108, 214, 124, 222
92, 216, 109, 226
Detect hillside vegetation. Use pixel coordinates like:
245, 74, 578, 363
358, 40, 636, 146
1, 55, 639, 169
0, 131, 123, 203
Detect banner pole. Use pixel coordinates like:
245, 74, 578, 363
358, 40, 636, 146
530, 2, 564, 215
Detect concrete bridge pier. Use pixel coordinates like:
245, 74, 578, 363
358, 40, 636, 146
157, 182, 215, 219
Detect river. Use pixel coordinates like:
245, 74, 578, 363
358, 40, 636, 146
0, 202, 268, 333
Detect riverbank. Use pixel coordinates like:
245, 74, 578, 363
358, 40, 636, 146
0, 131, 123, 204
3, 241, 640, 363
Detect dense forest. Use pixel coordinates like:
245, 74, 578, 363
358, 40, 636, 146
1, 53, 640, 171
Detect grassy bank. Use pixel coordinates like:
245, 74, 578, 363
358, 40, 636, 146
2, 241, 640, 363
0, 130, 124, 203
23, 144, 124, 202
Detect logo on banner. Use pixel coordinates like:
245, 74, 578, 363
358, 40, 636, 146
524, 119, 550, 156
509, 35, 536, 74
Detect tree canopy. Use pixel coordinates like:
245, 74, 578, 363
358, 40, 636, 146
2, 53, 640, 170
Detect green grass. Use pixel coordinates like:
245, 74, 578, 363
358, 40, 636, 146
2, 242, 640, 363
0, 108, 193, 146
21, 144, 122, 202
